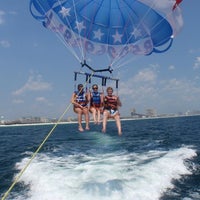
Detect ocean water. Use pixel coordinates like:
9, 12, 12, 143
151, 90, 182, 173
0, 116, 200, 200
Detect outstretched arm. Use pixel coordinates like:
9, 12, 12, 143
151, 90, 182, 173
117, 97, 122, 107
71, 93, 82, 109
71, 93, 76, 104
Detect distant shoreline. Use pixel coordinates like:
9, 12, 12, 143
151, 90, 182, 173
0, 114, 199, 128
0, 121, 78, 128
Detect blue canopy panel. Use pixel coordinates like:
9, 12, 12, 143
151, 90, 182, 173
30, 0, 175, 58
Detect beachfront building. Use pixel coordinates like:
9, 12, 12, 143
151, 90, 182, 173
146, 109, 157, 117
0, 116, 5, 125
130, 108, 146, 118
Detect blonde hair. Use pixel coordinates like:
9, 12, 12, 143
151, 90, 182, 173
106, 87, 113, 92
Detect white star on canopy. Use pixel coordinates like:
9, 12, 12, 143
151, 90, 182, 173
59, 7, 70, 17
112, 31, 123, 43
131, 28, 142, 39
93, 29, 104, 41
75, 21, 86, 32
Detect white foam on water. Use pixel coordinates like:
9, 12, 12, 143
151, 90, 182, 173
11, 146, 196, 200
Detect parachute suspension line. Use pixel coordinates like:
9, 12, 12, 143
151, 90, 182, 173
111, 54, 144, 72
81, 2, 102, 64
116, 79, 119, 96
71, 0, 85, 61
102, 77, 107, 87
34, 0, 87, 63
1, 71, 95, 200
150, 5, 179, 52
50, 0, 84, 62
74, 71, 78, 92
101, 76, 107, 96
55, 0, 84, 62
85, 73, 91, 92
136, 1, 175, 53
110, 0, 174, 72
31, 0, 81, 63
110, 0, 157, 69
54, 30, 82, 63
73, 71, 95, 97
101, 78, 105, 94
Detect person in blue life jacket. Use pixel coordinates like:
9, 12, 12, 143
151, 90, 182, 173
71, 84, 90, 132
89, 84, 104, 124
102, 86, 122, 135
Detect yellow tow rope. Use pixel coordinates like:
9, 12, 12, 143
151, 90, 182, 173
1, 73, 94, 200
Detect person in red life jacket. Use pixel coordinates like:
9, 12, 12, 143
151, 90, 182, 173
71, 84, 90, 132
89, 84, 104, 124
102, 87, 122, 135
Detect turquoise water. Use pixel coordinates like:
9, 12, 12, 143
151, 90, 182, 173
0, 116, 199, 200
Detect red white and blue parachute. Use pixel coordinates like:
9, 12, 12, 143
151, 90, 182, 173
30, 0, 183, 70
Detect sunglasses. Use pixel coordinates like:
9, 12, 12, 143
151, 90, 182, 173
93, 87, 98, 89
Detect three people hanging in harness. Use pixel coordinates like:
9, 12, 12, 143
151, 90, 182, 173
72, 68, 122, 135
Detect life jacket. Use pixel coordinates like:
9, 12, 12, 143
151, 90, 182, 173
90, 91, 101, 107
75, 91, 87, 107
104, 95, 118, 110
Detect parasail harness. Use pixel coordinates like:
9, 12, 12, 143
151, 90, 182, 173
74, 60, 119, 95
81, 60, 113, 74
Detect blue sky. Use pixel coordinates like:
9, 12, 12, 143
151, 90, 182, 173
0, 0, 200, 120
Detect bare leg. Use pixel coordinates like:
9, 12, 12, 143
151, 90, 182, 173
83, 108, 90, 130
77, 112, 84, 131
102, 110, 109, 133
97, 109, 101, 124
74, 108, 84, 132
114, 115, 122, 135
93, 109, 97, 124
90, 107, 97, 124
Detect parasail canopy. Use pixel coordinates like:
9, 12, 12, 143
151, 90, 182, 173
30, 0, 183, 69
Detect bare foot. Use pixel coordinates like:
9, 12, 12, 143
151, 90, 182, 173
78, 126, 84, 132
85, 127, 90, 130
118, 131, 122, 136
102, 128, 106, 133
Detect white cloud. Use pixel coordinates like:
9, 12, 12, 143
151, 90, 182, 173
8, 11, 17, 15
35, 96, 53, 106
119, 68, 158, 110
134, 68, 157, 82
0, 10, 5, 25
0, 10, 18, 25
0, 40, 11, 48
120, 68, 157, 93
169, 65, 175, 70
119, 67, 200, 115
12, 73, 52, 96
36, 96, 47, 102
12, 99, 24, 104
162, 78, 200, 98
193, 56, 200, 70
